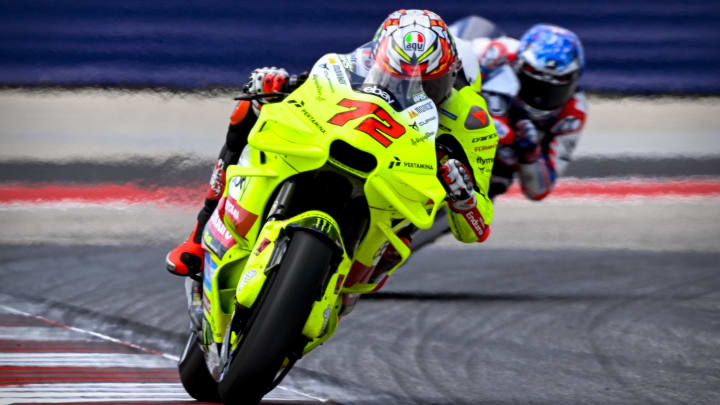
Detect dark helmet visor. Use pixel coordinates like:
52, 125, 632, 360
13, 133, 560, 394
422, 71, 456, 106
518, 68, 578, 110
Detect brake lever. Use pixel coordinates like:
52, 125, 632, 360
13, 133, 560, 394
233, 92, 290, 101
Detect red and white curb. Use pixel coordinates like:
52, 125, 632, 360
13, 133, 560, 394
1, 178, 719, 206
0, 303, 328, 404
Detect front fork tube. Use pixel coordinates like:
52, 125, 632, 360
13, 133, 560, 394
185, 278, 204, 332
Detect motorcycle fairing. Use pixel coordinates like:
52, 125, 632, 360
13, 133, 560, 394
201, 52, 446, 346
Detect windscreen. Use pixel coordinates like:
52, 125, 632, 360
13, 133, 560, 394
346, 45, 429, 112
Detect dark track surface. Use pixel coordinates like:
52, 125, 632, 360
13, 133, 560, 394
2, 156, 720, 185
1, 243, 718, 404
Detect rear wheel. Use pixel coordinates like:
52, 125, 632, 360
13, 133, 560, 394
218, 229, 335, 405
178, 332, 221, 402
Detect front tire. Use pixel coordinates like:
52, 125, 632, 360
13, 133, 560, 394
218, 229, 335, 405
178, 332, 221, 402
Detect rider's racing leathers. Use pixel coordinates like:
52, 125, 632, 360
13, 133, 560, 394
472, 36, 587, 200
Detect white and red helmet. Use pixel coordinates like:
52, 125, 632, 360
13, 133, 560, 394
372, 9, 459, 104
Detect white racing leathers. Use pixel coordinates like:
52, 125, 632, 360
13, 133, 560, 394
471, 36, 587, 200
497, 92, 587, 200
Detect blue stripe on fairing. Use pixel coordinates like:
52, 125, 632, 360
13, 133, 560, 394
203, 253, 216, 291
543, 153, 557, 184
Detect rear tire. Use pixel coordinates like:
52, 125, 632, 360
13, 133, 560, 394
178, 332, 221, 402
218, 229, 335, 405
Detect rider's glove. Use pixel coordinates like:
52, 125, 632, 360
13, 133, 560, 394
439, 159, 477, 212
244, 67, 289, 111
244, 66, 289, 95
514, 119, 541, 163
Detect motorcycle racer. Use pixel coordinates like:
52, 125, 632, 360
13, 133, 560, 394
167, 9, 497, 277
459, 20, 586, 200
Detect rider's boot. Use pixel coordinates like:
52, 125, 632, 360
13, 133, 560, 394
166, 100, 255, 277
166, 157, 228, 277
166, 219, 207, 277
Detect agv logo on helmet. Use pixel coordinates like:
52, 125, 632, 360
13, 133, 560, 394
404, 32, 426, 52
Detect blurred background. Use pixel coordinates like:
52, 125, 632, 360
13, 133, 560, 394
0, 1, 719, 404
1, 0, 719, 92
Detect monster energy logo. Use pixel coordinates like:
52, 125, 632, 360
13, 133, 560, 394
314, 217, 332, 234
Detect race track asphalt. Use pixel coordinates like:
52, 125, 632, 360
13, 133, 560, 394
1, 234, 718, 404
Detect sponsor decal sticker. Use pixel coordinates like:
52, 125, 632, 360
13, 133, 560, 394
205, 207, 237, 258
411, 131, 434, 146
255, 238, 271, 255
471, 133, 498, 143
387, 156, 433, 171
464, 106, 490, 130
333, 63, 347, 85
414, 101, 434, 114
412, 92, 428, 102
237, 269, 257, 291
474, 144, 496, 152
417, 115, 437, 127
224, 196, 258, 237
287, 99, 327, 134
362, 85, 395, 105
464, 209, 486, 239
310, 74, 325, 101
322, 67, 336, 93
231, 176, 244, 188
338, 55, 353, 70
404, 31, 426, 52
476, 156, 495, 166
440, 108, 457, 120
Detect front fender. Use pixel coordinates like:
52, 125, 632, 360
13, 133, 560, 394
235, 211, 350, 317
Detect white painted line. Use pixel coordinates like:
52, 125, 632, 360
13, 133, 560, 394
0, 383, 192, 404
0, 327, 100, 341
0, 305, 178, 361
0, 353, 175, 368
0, 304, 332, 403
0, 383, 317, 404
275, 385, 333, 402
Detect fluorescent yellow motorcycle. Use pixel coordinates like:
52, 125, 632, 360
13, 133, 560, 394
176, 49, 495, 404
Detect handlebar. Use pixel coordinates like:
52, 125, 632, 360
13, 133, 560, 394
233, 92, 290, 101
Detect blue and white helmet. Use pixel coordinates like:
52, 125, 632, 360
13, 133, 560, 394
515, 24, 584, 111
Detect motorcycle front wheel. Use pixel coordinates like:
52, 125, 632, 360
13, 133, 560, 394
178, 331, 221, 402
218, 229, 335, 405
